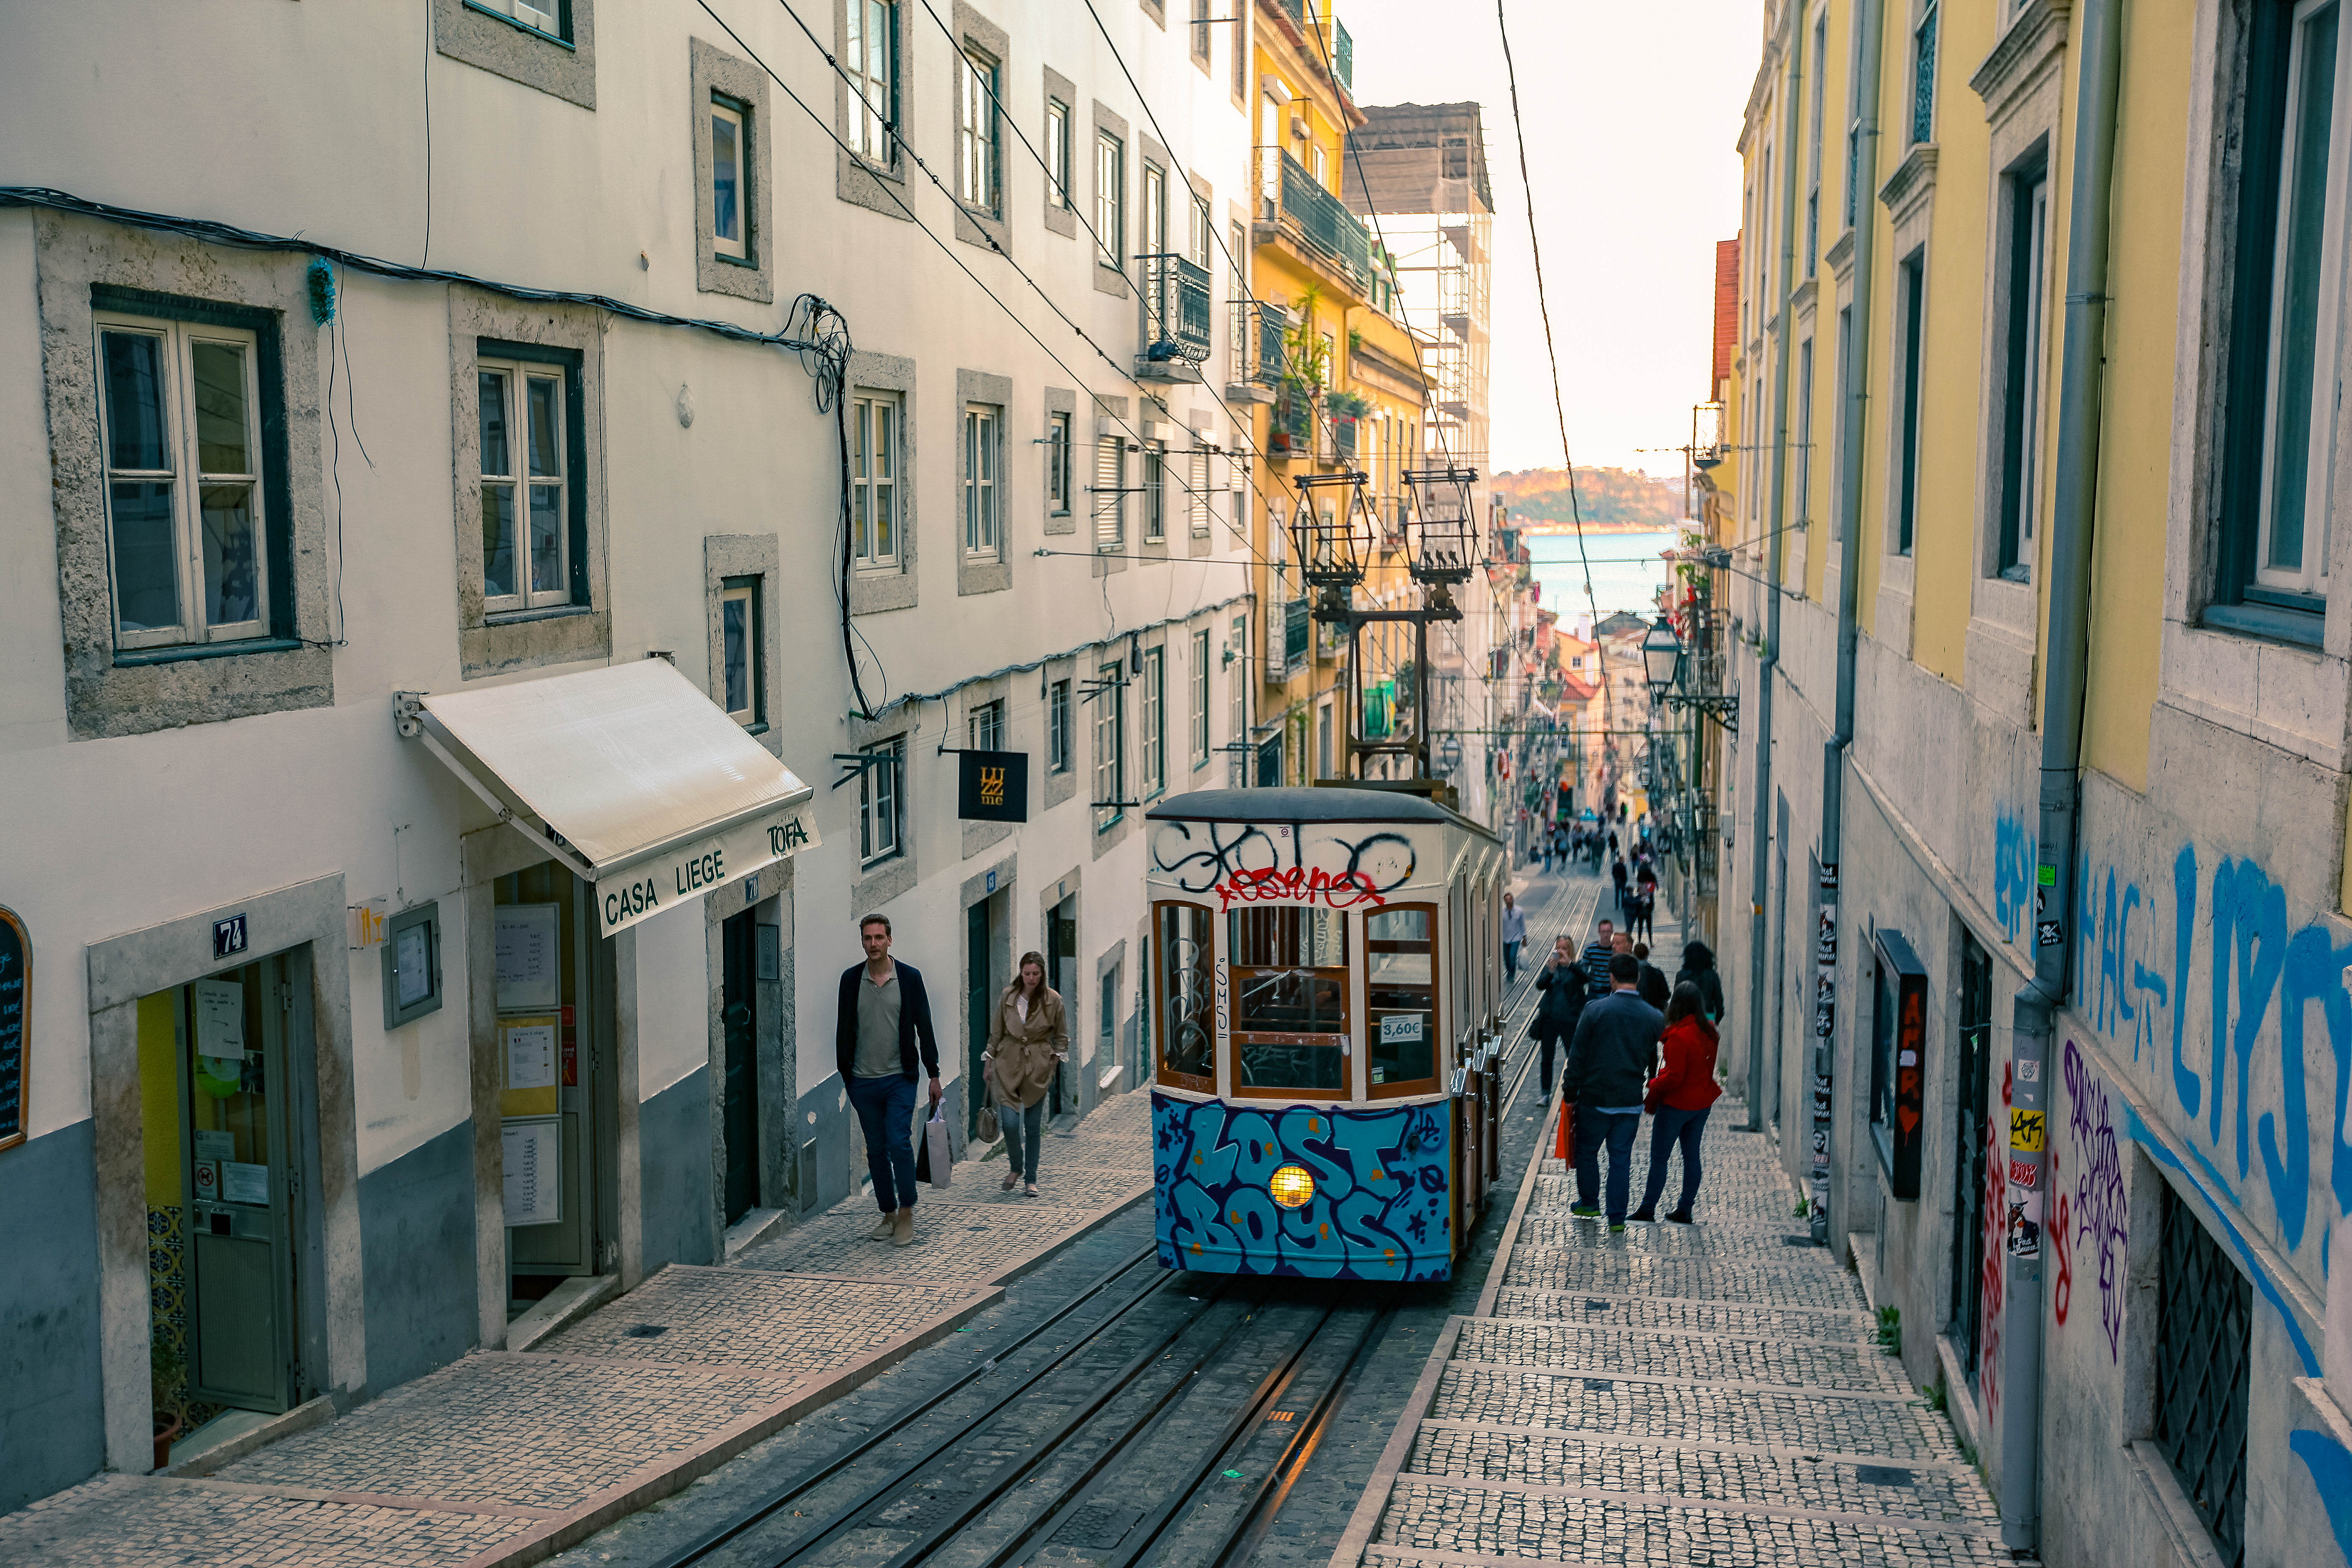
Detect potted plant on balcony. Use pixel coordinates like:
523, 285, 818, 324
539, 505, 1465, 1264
152, 1334, 188, 1471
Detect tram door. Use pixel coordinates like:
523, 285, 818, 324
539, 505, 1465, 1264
720, 909, 759, 1227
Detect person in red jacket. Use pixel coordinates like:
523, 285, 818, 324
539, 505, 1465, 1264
1630, 982, 1722, 1223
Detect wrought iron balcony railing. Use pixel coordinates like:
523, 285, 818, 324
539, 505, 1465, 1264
1257, 150, 1372, 294
1137, 253, 1213, 365
1229, 299, 1288, 391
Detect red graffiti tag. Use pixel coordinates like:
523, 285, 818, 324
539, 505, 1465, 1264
2053, 1190, 2073, 1329
1213, 865, 1387, 912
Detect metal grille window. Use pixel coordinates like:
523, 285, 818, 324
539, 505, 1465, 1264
964, 405, 999, 555
853, 393, 900, 567
1094, 433, 1125, 549
1049, 677, 1072, 771
2154, 1187, 2252, 1567
1190, 627, 1211, 766
1140, 646, 1166, 796
846, 0, 897, 164
858, 737, 904, 864
1910, 3, 1938, 147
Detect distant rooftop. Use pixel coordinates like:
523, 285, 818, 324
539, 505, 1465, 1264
1343, 102, 1495, 217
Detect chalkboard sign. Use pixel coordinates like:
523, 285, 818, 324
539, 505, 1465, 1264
0, 906, 26, 1152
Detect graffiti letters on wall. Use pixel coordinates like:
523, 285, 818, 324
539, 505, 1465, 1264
1150, 818, 1419, 912
2052, 1039, 2130, 1364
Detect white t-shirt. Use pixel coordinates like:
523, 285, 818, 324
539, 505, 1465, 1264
1014, 991, 1030, 1023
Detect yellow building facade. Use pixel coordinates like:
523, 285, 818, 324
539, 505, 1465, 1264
1711, 1, 2352, 1563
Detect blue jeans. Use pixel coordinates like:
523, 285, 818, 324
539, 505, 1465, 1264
999, 1096, 1048, 1182
1574, 1106, 1642, 1222
1504, 940, 1522, 983
849, 1072, 920, 1212
1639, 1105, 1711, 1217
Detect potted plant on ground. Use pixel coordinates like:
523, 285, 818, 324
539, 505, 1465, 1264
152, 1335, 188, 1470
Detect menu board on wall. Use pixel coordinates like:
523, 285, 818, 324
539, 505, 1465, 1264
0, 906, 26, 1152
495, 905, 561, 1014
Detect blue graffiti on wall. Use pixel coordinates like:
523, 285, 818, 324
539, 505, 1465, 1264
2046, 832, 2352, 1259
1153, 1091, 1452, 1279
1993, 810, 2036, 945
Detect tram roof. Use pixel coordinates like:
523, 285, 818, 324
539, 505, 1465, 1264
1148, 786, 1497, 841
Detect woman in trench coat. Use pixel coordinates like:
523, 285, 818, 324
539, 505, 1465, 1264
985, 952, 1069, 1196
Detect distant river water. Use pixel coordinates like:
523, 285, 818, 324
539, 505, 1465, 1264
1523, 528, 1679, 629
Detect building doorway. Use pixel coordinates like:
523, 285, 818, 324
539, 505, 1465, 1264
139, 948, 315, 1420
1951, 929, 1994, 1387
720, 908, 760, 1227
496, 863, 615, 1314
1047, 897, 1078, 1116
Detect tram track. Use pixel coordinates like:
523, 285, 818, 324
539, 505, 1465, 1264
643, 1245, 1394, 1568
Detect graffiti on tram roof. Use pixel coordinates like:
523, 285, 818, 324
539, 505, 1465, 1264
1151, 818, 1419, 908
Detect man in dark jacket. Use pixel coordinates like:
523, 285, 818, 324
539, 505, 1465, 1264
1532, 936, 1585, 1098
1674, 940, 1727, 1023
836, 914, 943, 1247
1632, 942, 1671, 1010
1563, 953, 1665, 1230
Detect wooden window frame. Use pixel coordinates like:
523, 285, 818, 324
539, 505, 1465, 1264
1365, 901, 1441, 1099
1226, 907, 1352, 1101
1153, 900, 1217, 1092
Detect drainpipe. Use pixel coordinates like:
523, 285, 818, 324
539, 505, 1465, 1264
1746, 15, 1804, 1132
1812, 0, 1885, 1248
2002, 0, 2121, 1553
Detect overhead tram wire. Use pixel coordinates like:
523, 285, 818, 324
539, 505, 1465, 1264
1493, 0, 1622, 761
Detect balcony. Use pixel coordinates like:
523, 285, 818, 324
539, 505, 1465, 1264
1266, 596, 1313, 679
1137, 253, 1212, 383
1227, 299, 1287, 404
1256, 150, 1373, 296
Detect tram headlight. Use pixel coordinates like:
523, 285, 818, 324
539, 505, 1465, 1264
1269, 1164, 1315, 1209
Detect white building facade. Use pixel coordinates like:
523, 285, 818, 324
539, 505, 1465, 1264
0, 0, 1259, 1509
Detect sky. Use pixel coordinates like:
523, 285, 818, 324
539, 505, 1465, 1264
1340, 1, 1759, 478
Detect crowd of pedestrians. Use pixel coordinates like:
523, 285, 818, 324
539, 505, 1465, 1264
1519, 810, 1730, 1231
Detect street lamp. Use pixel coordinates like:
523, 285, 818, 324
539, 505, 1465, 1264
1642, 613, 1683, 699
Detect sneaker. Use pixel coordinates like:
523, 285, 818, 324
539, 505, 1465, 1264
1607, 1222, 1627, 1234
866, 1214, 896, 1240
890, 1209, 916, 1247
1025, 1184, 1039, 1197
1666, 1211, 1694, 1224
1628, 1209, 1656, 1223
1569, 1202, 1602, 1220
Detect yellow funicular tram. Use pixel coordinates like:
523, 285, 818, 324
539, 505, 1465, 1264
1145, 786, 1506, 1279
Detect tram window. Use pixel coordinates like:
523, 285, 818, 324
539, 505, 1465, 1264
1367, 904, 1438, 1093
1155, 903, 1215, 1090
1229, 908, 1350, 1096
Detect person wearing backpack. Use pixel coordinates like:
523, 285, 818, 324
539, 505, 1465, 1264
984, 952, 1068, 1197
1674, 940, 1727, 1024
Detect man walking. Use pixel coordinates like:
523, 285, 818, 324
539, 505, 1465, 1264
1501, 891, 1527, 983
1563, 953, 1665, 1231
1582, 918, 1616, 1000
1532, 935, 1584, 1098
836, 914, 943, 1247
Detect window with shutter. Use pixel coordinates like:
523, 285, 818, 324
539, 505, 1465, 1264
1094, 433, 1125, 549
1188, 449, 1210, 534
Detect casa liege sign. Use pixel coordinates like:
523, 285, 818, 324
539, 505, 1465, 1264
595, 802, 817, 937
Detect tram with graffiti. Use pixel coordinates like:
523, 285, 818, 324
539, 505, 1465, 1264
1144, 786, 1508, 1281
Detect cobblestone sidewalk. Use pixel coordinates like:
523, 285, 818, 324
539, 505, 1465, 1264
1330, 928, 2006, 1568
0, 1092, 1152, 1568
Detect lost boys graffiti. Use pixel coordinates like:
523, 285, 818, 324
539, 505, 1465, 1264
1994, 807, 2352, 1264
1150, 818, 1419, 910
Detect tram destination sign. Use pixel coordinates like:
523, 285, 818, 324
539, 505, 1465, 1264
0, 905, 26, 1152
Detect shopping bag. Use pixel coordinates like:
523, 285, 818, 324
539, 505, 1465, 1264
923, 1100, 954, 1188
1554, 1102, 1576, 1163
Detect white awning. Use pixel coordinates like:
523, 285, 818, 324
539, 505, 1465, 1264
406, 659, 819, 937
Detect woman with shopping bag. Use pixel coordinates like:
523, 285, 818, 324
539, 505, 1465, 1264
985, 952, 1069, 1196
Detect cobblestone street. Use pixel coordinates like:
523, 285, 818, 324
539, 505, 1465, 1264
1331, 1049, 2010, 1568
0, 1098, 1151, 1568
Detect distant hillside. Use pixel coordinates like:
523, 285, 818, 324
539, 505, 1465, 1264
1492, 467, 1679, 531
